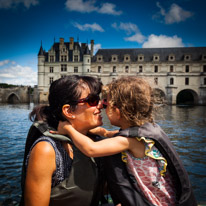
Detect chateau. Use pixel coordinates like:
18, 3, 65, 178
38, 37, 206, 105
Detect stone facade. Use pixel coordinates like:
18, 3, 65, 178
37, 37, 206, 105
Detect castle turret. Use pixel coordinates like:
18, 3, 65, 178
38, 43, 45, 93
83, 45, 91, 74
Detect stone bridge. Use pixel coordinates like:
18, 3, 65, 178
0, 86, 36, 103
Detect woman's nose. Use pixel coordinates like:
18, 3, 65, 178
97, 99, 103, 109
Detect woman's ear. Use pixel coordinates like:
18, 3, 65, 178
62, 105, 75, 120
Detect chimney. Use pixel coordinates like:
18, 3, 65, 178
90, 40, 94, 57
59, 38, 64, 45
70, 37, 74, 50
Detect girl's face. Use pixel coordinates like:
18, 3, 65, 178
105, 95, 121, 127
71, 87, 103, 134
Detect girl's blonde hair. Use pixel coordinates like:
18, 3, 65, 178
104, 76, 154, 126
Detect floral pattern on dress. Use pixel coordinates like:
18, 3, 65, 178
121, 137, 176, 206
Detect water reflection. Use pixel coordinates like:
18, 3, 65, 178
0, 104, 205, 205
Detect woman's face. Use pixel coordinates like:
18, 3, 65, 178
71, 87, 103, 134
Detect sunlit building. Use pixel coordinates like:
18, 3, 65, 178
38, 37, 206, 105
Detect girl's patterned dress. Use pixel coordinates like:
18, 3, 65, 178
122, 137, 176, 206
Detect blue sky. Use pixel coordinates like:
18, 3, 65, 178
0, 0, 205, 86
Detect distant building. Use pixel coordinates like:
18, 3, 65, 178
38, 37, 206, 105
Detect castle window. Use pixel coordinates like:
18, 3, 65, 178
98, 66, 102, 73
124, 55, 130, 62
185, 65, 189, 72
203, 65, 206, 72
113, 66, 116, 73
74, 55, 78, 62
170, 65, 174, 72
185, 77, 189, 85
184, 55, 191, 61
154, 65, 158, 73
153, 55, 159, 61
61, 55, 67, 62
50, 56, 54, 62
88, 59, 90, 63
204, 78, 206, 85
50, 67, 53, 73
61, 64, 67, 72
50, 77, 54, 84
113, 57, 116, 61
202, 55, 206, 60
138, 55, 144, 61
125, 66, 129, 73
139, 65, 143, 72
74, 67, 78, 73
154, 78, 158, 85
97, 56, 103, 62
170, 78, 174, 85
87, 69, 90, 72
61, 75, 66, 78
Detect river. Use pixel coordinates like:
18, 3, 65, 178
0, 103, 205, 205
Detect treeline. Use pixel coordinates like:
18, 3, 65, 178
0, 83, 18, 88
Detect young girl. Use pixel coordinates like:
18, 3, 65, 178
58, 76, 196, 206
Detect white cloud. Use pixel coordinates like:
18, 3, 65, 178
154, 2, 193, 24
65, 0, 122, 15
0, 0, 39, 9
124, 33, 146, 44
112, 22, 146, 44
0, 61, 37, 85
88, 43, 101, 55
73, 22, 104, 32
142, 34, 184, 48
112, 22, 139, 34
98, 3, 122, 15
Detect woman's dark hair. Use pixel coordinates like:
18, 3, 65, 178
30, 75, 102, 129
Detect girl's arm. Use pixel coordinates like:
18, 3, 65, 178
58, 121, 144, 158
88, 127, 119, 138
24, 141, 56, 206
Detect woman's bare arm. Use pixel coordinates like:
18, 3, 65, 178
24, 141, 56, 206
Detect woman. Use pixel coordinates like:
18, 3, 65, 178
20, 75, 106, 206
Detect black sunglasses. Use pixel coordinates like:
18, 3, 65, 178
77, 94, 100, 107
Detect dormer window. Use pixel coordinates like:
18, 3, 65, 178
138, 55, 144, 62
97, 55, 103, 62
184, 55, 191, 61
153, 54, 159, 61
124, 55, 130, 62
74, 55, 78, 62
61, 55, 67, 62
169, 54, 175, 61
112, 55, 118, 62
49, 55, 54, 62
202, 54, 206, 61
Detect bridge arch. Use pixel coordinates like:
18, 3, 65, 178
176, 89, 198, 105
7, 93, 20, 104
153, 88, 166, 104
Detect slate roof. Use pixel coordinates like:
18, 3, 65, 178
38, 41, 90, 62
92, 47, 206, 63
